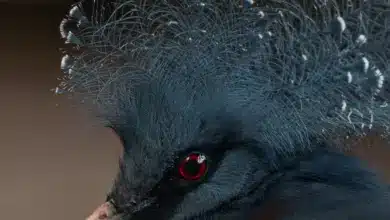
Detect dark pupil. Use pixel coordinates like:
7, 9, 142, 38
183, 159, 201, 177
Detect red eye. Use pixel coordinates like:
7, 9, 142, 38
178, 152, 208, 181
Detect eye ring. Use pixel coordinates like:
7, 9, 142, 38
178, 152, 208, 181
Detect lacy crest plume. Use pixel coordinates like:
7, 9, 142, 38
57, 0, 390, 152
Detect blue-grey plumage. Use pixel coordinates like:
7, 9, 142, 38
57, 1, 390, 219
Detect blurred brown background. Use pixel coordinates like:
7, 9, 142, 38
0, 1, 122, 219
0, 1, 389, 220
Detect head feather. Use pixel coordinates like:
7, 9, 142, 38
57, 0, 390, 153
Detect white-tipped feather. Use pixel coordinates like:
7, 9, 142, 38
341, 100, 347, 112
69, 6, 83, 19
59, 19, 68, 38
362, 57, 369, 73
336, 16, 346, 32
257, 10, 265, 18
347, 71, 353, 83
60, 55, 74, 72
368, 108, 374, 129
374, 69, 384, 90
356, 34, 367, 45
245, 0, 254, 5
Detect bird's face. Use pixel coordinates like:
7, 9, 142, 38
107, 148, 267, 220
97, 81, 277, 220
59, 0, 390, 219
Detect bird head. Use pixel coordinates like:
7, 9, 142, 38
57, 0, 390, 219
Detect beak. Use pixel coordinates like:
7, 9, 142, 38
86, 202, 114, 220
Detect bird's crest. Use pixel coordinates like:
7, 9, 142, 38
57, 0, 390, 152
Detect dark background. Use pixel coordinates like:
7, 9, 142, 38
0, 1, 389, 219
